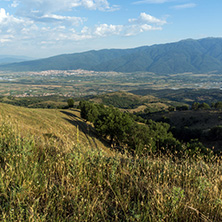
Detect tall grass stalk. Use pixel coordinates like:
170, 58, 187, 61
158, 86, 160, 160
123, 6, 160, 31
0, 121, 222, 221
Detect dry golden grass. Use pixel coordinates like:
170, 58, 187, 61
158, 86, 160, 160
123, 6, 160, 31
1, 103, 222, 221
0, 103, 110, 153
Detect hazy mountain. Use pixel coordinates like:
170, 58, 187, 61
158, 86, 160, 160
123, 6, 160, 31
1, 37, 222, 74
0, 55, 33, 65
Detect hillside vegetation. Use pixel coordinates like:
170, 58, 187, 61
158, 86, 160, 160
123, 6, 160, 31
0, 103, 222, 221
1, 38, 222, 74
0, 103, 109, 152
89, 91, 181, 113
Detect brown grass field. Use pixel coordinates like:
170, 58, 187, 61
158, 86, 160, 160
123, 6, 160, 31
0, 103, 110, 153
1, 103, 222, 221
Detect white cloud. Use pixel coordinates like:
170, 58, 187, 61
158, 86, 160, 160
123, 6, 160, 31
0, 34, 14, 43
87, 13, 166, 37
78, 12, 166, 38
133, 0, 173, 4
124, 12, 166, 36
15, 0, 117, 16
140, 24, 162, 31
0, 8, 7, 22
0, 6, 166, 55
129, 12, 167, 26
0, 8, 36, 44
32, 14, 86, 26
11, 0, 19, 8
0, 7, 90, 46
171, 3, 196, 10
10, 0, 118, 28
124, 24, 162, 36
0, 8, 33, 31
94, 24, 123, 37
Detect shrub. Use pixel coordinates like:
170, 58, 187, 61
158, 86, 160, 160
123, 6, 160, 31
207, 125, 222, 141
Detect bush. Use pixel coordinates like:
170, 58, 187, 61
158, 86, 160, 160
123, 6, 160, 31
207, 125, 222, 141
67, 98, 74, 108
176, 105, 189, 111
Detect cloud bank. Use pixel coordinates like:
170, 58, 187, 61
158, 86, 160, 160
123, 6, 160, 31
0, 1, 167, 56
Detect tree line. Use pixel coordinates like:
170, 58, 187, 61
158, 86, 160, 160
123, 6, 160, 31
171, 101, 222, 112
79, 101, 211, 156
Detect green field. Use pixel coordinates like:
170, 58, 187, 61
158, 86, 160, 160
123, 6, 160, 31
1, 70, 222, 98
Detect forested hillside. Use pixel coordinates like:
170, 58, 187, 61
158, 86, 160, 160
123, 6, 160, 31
1, 38, 222, 74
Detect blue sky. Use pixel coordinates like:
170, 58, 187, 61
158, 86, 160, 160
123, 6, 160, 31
0, 0, 221, 58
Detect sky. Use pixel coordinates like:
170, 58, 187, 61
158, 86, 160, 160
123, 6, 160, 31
0, 0, 221, 58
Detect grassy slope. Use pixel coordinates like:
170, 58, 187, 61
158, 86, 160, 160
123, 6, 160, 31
0, 103, 222, 221
0, 103, 110, 153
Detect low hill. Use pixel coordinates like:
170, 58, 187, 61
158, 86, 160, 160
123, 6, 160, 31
89, 91, 184, 112
0, 103, 110, 152
1, 37, 222, 74
130, 88, 222, 105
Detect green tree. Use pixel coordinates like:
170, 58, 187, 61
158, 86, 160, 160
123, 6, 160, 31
199, 102, 211, 110
79, 100, 182, 155
67, 98, 74, 108
191, 102, 200, 110
215, 101, 222, 110
127, 123, 154, 154
208, 125, 222, 140
168, 106, 175, 112
94, 106, 133, 145
176, 105, 189, 111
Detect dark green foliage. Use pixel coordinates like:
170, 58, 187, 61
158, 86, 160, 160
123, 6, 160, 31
79, 101, 103, 123
191, 102, 200, 110
146, 120, 182, 152
168, 106, 176, 112
2, 38, 222, 74
207, 126, 222, 141
131, 88, 222, 106
186, 139, 211, 156
157, 115, 171, 124
79, 100, 181, 155
126, 123, 154, 154
191, 102, 211, 110
100, 94, 143, 109
67, 98, 74, 108
79, 100, 214, 156
215, 101, 222, 110
176, 105, 189, 111
171, 126, 202, 142
94, 107, 133, 145
198, 102, 211, 110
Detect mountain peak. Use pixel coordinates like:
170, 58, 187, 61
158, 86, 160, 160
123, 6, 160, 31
1, 37, 222, 74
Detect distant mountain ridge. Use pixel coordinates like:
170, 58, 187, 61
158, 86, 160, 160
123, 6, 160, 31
0, 55, 33, 65
1, 37, 222, 74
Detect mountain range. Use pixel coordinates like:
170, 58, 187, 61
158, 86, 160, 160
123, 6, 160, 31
0, 55, 33, 65
1, 37, 222, 74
